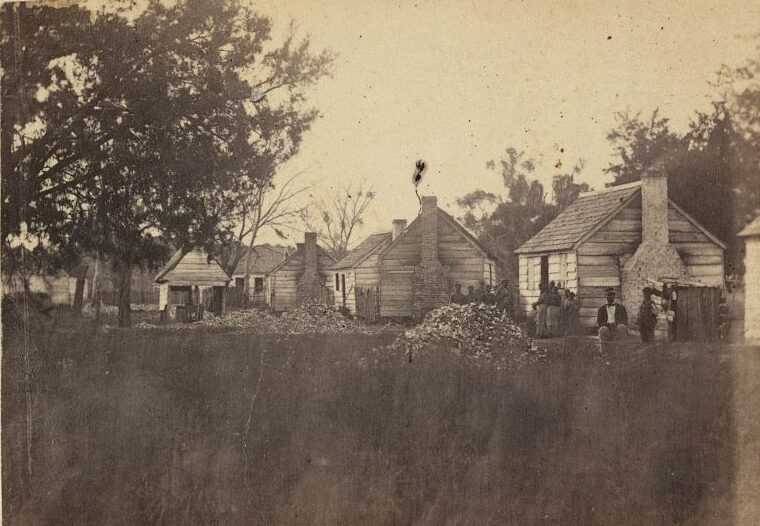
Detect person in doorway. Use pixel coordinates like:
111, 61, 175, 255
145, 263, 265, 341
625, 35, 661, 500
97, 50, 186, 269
451, 283, 466, 305
597, 288, 628, 340
638, 287, 658, 343
545, 281, 562, 337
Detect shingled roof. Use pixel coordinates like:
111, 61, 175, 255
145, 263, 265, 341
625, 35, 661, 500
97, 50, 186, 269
514, 182, 641, 254
231, 244, 289, 276
333, 232, 392, 270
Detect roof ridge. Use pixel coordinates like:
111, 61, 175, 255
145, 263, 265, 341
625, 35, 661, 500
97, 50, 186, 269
578, 180, 641, 197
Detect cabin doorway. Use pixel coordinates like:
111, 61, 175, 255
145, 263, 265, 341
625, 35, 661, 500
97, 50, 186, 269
211, 286, 225, 316
540, 256, 549, 289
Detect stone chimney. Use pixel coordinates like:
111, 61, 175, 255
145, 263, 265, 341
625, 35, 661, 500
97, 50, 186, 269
641, 164, 669, 244
622, 162, 689, 338
392, 219, 407, 241
420, 196, 438, 263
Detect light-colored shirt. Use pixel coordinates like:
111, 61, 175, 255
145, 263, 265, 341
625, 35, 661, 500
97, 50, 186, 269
606, 304, 616, 323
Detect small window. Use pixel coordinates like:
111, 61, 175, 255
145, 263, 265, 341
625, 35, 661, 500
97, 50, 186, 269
335, 273, 340, 291
254, 277, 264, 292
235, 277, 245, 288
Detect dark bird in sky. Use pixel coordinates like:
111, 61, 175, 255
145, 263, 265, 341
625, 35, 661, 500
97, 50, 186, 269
413, 160, 426, 206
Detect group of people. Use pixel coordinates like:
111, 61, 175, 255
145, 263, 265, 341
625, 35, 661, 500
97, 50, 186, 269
450, 280, 514, 313
531, 281, 580, 338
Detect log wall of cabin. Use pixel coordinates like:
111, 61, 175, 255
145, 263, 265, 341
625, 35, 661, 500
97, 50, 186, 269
574, 201, 724, 328
381, 220, 422, 317
270, 250, 335, 311
518, 252, 578, 316
380, 214, 492, 317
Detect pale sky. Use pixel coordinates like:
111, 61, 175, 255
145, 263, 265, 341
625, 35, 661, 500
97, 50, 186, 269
247, 0, 760, 246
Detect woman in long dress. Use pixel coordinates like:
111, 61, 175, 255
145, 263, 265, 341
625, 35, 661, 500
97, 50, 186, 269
546, 281, 562, 337
563, 291, 579, 336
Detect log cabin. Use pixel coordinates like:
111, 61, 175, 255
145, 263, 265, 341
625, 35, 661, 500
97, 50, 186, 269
229, 244, 289, 307
332, 230, 393, 315
515, 164, 726, 330
377, 195, 497, 319
266, 232, 336, 312
154, 247, 231, 317
738, 215, 760, 340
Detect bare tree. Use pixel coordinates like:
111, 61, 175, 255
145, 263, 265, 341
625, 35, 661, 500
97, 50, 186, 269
220, 172, 310, 300
302, 181, 376, 260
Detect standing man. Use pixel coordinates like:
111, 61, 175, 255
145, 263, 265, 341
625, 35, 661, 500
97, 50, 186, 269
638, 287, 658, 343
597, 288, 628, 341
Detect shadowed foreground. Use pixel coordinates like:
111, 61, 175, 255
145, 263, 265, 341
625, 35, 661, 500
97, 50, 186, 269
1, 315, 749, 525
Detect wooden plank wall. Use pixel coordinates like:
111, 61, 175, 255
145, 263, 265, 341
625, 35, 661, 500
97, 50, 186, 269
518, 252, 577, 316
573, 202, 724, 327
438, 218, 486, 290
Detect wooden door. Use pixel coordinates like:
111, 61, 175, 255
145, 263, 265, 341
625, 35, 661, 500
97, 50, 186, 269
212, 286, 224, 316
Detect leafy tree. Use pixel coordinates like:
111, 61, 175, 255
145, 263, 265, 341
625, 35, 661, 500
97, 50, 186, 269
458, 148, 582, 280
1, 1, 333, 326
605, 105, 755, 270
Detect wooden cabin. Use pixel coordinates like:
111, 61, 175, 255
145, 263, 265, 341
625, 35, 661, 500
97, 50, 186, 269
154, 247, 231, 317
229, 244, 289, 307
377, 196, 497, 319
515, 166, 726, 331
738, 215, 760, 340
332, 231, 393, 315
267, 232, 336, 312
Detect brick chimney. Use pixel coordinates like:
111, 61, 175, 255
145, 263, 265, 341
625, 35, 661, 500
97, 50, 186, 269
304, 232, 317, 275
297, 232, 321, 303
420, 196, 438, 263
412, 195, 449, 319
392, 219, 407, 241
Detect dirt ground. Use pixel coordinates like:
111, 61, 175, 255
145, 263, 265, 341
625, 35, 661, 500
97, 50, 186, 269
2, 308, 759, 525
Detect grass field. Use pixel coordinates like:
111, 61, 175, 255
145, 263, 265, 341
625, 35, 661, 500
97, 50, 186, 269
2, 307, 758, 525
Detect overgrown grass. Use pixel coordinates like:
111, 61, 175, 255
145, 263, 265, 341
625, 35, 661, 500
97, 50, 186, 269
1, 305, 743, 525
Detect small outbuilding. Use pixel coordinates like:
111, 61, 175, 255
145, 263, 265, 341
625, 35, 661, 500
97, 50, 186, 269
229, 244, 289, 307
738, 215, 760, 340
154, 247, 231, 317
515, 164, 726, 330
332, 231, 393, 315
267, 232, 336, 312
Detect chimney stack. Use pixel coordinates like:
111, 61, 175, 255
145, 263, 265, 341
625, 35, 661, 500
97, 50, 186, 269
420, 196, 438, 263
392, 219, 407, 241
304, 232, 318, 274
641, 162, 669, 245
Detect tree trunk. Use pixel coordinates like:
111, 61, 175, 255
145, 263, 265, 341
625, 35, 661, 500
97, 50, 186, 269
115, 259, 132, 328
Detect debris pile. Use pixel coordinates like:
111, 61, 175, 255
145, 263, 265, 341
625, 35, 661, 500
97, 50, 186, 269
385, 303, 541, 367
137, 299, 400, 335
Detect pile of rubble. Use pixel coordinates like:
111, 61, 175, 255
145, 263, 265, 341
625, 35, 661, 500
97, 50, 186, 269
136, 300, 400, 335
385, 303, 543, 368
